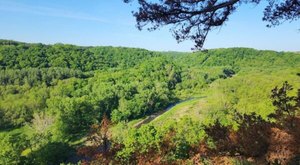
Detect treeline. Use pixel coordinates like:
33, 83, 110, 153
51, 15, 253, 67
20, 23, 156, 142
1, 40, 299, 72
0, 40, 158, 71
174, 47, 300, 69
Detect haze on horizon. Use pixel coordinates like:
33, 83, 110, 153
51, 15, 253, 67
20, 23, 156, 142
0, 0, 299, 52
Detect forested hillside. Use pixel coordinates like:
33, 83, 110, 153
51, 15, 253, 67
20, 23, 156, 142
0, 40, 299, 165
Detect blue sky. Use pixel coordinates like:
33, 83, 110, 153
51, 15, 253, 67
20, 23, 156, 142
0, 0, 299, 52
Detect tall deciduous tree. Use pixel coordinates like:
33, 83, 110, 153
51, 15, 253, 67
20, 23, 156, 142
124, 0, 300, 49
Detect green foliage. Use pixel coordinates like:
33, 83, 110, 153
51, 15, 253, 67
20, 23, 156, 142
51, 97, 96, 139
116, 125, 162, 160
202, 68, 300, 125
0, 40, 299, 164
0, 68, 91, 86
269, 81, 299, 127
27, 142, 75, 165
115, 118, 206, 161
0, 85, 49, 129
0, 40, 159, 70
0, 133, 27, 165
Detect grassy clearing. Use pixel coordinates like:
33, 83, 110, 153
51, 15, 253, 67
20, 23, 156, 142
151, 97, 206, 125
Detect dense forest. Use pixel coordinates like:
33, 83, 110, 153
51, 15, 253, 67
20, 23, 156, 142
0, 40, 299, 165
